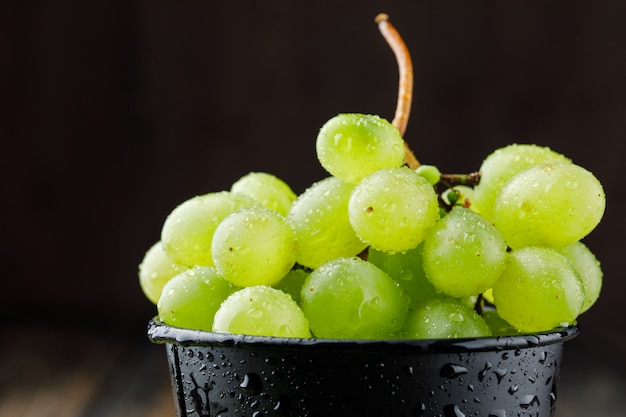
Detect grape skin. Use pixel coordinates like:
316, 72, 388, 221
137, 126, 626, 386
492, 246, 585, 333
300, 257, 408, 339
287, 176, 367, 269
161, 191, 255, 267
230, 171, 296, 216
422, 207, 508, 298
213, 286, 311, 338
157, 266, 238, 332
138, 241, 188, 305
211, 206, 298, 287
493, 162, 605, 249
316, 113, 405, 184
348, 166, 439, 253
473, 144, 570, 221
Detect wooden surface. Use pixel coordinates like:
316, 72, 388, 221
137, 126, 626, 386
1, 323, 623, 417
0, 324, 174, 417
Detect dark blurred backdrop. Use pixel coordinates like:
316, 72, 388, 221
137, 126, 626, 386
1, 1, 625, 414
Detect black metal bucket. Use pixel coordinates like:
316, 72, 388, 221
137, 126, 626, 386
148, 319, 578, 417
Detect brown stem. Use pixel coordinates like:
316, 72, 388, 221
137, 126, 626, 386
375, 13, 420, 170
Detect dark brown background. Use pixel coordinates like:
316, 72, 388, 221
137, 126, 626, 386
1, 1, 625, 415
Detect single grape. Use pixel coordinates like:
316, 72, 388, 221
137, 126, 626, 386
401, 298, 491, 339
492, 246, 584, 333
367, 244, 441, 310
481, 307, 521, 336
287, 176, 367, 268
138, 241, 188, 304
211, 206, 297, 287
300, 257, 408, 339
348, 166, 439, 253
274, 268, 310, 305
473, 144, 570, 221
161, 191, 255, 267
212, 286, 311, 338
316, 113, 405, 183
230, 171, 297, 216
493, 162, 606, 249
422, 207, 508, 298
558, 241, 603, 313
414, 164, 441, 185
157, 266, 238, 332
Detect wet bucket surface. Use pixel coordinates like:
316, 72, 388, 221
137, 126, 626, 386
148, 320, 578, 417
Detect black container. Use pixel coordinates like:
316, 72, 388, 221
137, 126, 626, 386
148, 320, 578, 417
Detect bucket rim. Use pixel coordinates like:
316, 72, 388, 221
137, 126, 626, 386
147, 318, 579, 354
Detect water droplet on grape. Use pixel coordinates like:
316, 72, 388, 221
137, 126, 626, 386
488, 409, 507, 417
443, 404, 466, 417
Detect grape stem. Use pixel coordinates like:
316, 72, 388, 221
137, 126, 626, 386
439, 172, 482, 187
376, 13, 420, 170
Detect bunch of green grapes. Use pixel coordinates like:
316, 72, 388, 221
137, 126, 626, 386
137, 15, 606, 340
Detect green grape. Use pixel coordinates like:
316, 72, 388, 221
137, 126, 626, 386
367, 244, 441, 310
348, 166, 439, 253
414, 164, 441, 185
212, 286, 311, 338
300, 257, 408, 339
138, 241, 188, 304
401, 298, 491, 339
493, 162, 606, 249
473, 144, 570, 221
492, 246, 585, 333
558, 241, 603, 313
274, 268, 309, 305
157, 266, 238, 331
230, 171, 297, 216
481, 308, 521, 336
161, 191, 255, 267
422, 207, 508, 298
316, 113, 405, 184
211, 206, 297, 287
287, 176, 367, 268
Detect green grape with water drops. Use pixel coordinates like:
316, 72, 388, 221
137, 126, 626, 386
367, 244, 441, 310
493, 161, 606, 249
558, 241, 603, 313
212, 286, 311, 338
274, 268, 310, 305
401, 298, 491, 339
211, 206, 298, 287
422, 207, 508, 298
473, 144, 570, 221
161, 191, 255, 267
157, 266, 238, 332
492, 246, 585, 333
138, 241, 188, 305
300, 257, 408, 339
316, 113, 405, 184
230, 171, 296, 216
287, 176, 367, 269
348, 166, 439, 253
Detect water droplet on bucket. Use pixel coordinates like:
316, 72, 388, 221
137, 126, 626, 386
519, 394, 540, 409
493, 368, 507, 383
440, 363, 469, 379
443, 404, 466, 417
411, 402, 426, 416
239, 373, 263, 395
478, 362, 492, 382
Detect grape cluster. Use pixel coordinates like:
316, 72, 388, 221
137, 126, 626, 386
139, 113, 605, 340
